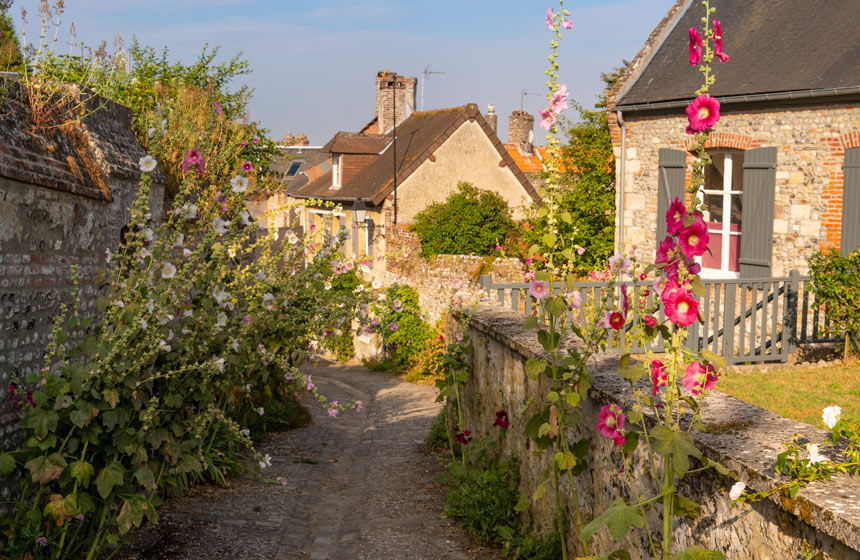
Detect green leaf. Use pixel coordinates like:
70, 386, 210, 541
525, 358, 546, 380
523, 316, 538, 330
535, 271, 552, 282
560, 211, 572, 224
135, 466, 156, 491
669, 546, 724, 560
0, 452, 16, 475
691, 276, 706, 298
53, 395, 74, 410
651, 426, 702, 475
69, 461, 94, 488
701, 457, 736, 477
538, 422, 553, 438
545, 296, 566, 318
547, 391, 559, 403
532, 482, 548, 501
618, 362, 647, 383
579, 497, 645, 542
82, 336, 99, 358
25, 453, 67, 485
527, 244, 541, 257
116, 496, 146, 534
554, 451, 577, 471
565, 392, 580, 407
96, 296, 110, 313
23, 409, 59, 439
514, 495, 531, 512
700, 348, 727, 371
672, 493, 701, 520
621, 431, 640, 454
95, 462, 125, 499
69, 409, 89, 429
542, 232, 557, 247
103, 388, 120, 409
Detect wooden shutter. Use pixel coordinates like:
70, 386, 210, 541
738, 147, 777, 278
842, 147, 860, 256
656, 148, 687, 250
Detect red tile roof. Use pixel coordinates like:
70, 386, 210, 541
504, 143, 546, 173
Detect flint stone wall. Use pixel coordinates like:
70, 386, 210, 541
460, 305, 860, 559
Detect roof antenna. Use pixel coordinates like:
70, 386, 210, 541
520, 89, 542, 112
421, 65, 446, 111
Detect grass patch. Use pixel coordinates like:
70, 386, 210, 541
718, 363, 860, 429
362, 356, 402, 373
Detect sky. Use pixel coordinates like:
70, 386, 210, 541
13, 0, 677, 145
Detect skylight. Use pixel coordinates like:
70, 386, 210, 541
285, 161, 303, 177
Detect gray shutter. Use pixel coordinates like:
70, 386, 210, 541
738, 146, 777, 278
841, 147, 860, 256
656, 148, 687, 249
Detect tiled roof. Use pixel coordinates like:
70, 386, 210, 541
504, 143, 545, 173
267, 147, 330, 195
292, 104, 540, 206
617, 0, 860, 106
321, 132, 388, 154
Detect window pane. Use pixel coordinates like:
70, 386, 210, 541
732, 152, 744, 191
703, 193, 723, 224
705, 152, 724, 190
730, 194, 743, 227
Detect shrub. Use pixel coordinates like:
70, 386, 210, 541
808, 248, 860, 361
405, 326, 446, 382
425, 408, 450, 449
410, 182, 516, 258
370, 284, 431, 366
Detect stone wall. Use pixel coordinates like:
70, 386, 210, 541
0, 81, 165, 503
460, 305, 860, 559
610, 103, 860, 276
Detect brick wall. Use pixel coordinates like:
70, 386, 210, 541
508, 110, 535, 154
0, 81, 164, 504
609, 102, 860, 276
375, 71, 417, 133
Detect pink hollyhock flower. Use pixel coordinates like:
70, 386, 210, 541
493, 410, 510, 428
213, 101, 223, 115
549, 84, 569, 115
328, 408, 338, 418
182, 149, 205, 175
644, 315, 658, 327
539, 108, 555, 130
713, 20, 730, 62
570, 290, 582, 310
390, 323, 399, 332
609, 255, 632, 275
597, 404, 626, 446
678, 215, 709, 258
242, 161, 254, 173
608, 311, 625, 331
545, 6, 554, 30
688, 27, 702, 66
562, 15, 572, 30
686, 94, 721, 133
576, 245, 585, 255
651, 359, 667, 396
656, 236, 680, 277
528, 280, 550, 300
621, 284, 629, 313
666, 197, 686, 235
683, 360, 719, 396
664, 287, 699, 327
355, 400, 363, 411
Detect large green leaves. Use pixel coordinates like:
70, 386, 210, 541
25, 453, 68, 485
579, 497, 645, 542
651, 426, 702, 475
0, 452, 16, 475
95, 462, 125, 499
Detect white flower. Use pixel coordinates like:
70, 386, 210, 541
140, 318, 148, 330
355, 284, 364, 293
160, 118, 167, 132
232, 340, 239, 352
147, 300, 155, 313
105, 248, 112, 264
139, 247, 152, 260
213, 218, 231, 234
255, 270, 267, 281
167, 330, 174, 341
146, 128, 156, 138
139, 155, 157, 172
345, 260, 354, 271
115, 299, 125, 308
184, 309, 193, 317
162, 262, 176, 279
240, 210, 253, 227
372, 280, 381, 290
324, 281, 332, 291
258, 453, 272, 469
257, 407, 265, 416
142, 228, 154, 242
230, 175, 249, 193
729, 481, 745, 501
213, 287, 231, 305
158, 340, 171, 352
183, 248, 192, 258
182, 203, 198, 219
286, 232, 299, 245
216, 312, 227, 328
822, 406, 842, 430
213, 357, 225, 373
806, 443, 827, 464
228, 246, 237, 258
175, 233, 184, 247
240, 428, 250, 437
263, 293, 274, 304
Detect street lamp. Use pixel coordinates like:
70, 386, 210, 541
352, 198, 367, 225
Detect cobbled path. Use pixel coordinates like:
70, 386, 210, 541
119, 360, 501, 560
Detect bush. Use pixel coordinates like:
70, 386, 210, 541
405, 326, 446, 382
425, 408, 450, 449
410, 182, 516, 258
808, 248, 860, 361
370, 284, 431, 366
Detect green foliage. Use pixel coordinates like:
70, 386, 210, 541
425, 408, 450, 449
808, 249, 860, 360
0, 11, 23, 73
500, 531, 564, 560
410, 182, 516, 258
371, 284, 431, 366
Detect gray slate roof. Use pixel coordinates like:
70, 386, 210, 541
617, 0, 860, 107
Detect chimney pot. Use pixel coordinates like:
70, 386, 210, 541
486, 103, 498, 135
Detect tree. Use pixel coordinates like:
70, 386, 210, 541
0, 10, 23, 73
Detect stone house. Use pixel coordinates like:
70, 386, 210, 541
285, 70, 540, 282
608, 0, 860, 278
0, 80, 164, 469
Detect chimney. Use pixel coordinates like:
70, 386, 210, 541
375, 70, 417, 133
486, 103, 497, 135
508, 110, 535, 154
296, 134, 309, 146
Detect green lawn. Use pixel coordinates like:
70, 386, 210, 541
718, 363, 860, 429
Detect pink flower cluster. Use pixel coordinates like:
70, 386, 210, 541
597, 404, 626, 446
540, 84, 569, 130
182, 149, 206, 176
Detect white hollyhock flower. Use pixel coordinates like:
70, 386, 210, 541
105, 248, 112, 264
158, 340, 171, 352
140, 318, 148, 330
162, 262, 176, 279
115, 299, 125, 308
729, 481, 745, 501
216, 312, 227, 328
807, 443, 827, 464
183, 248, 192, 258
263, 293, 274, 304
240, 210, 253, 227
139, 248, 152, 260
213, 218, 230, 234
822, 406, 842, 430
213, 287, 231, 305
324, 281, 332, 291
142, 228, 154, 242
175, 233, 184, 247
182, 203, 198, 219
146, 128, 156, 138
372, 280, 381, 290
286, 232, 299, 245
355, 284, 364, 293
139, 155, 157, 172
240, 428, 250, 437
213, 357, 225, 373
230, 175, 249, 193
259, 453, 272, 469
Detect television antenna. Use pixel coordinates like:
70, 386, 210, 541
421, 65, 446, 111
520, 89, 543, 112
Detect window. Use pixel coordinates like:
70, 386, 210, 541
285, 161, 303, 177
332, 155, 342, 189
701, 151, 743, 274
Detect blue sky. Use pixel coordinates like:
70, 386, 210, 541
15, 0, 676, 144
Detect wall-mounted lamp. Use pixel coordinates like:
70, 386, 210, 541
352, 198, 367, 225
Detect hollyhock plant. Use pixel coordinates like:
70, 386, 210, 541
545, 6, 554, 30
651, 359, 667, 396
683, 360, 719, 396
678, 215, 709, 258
539, 108, 555, 130
663, 285, 699, 327
528, 280, 550, 300
686, 94, 721, 133
549, 84, 569, 115
493, 410, 510, 428
597, 404, 626, 446
713, 20, 730, 62
666, 197, 686, 235
688, 27, 703, 66
608, 311, 625, 331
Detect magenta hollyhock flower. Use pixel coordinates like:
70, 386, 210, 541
666, 197, 686, 235
643, 315, 658, 327
683, 360, 719, 396
686, 257, 702, 275
528, 280, 550, 300
713, 21, 730, 62
562, 15, 573, 30
608, 311, 625, 331
549, 84, 569, 115
455, 428, 473, 445
493, 410, 510, 428
688, 27, 702, 66
213, 101, 223, 115
678, 216, 709, 258
664, 287, 699, 327
651, 359, 667, 396
597, 404, 626, 446
686, 94, 721, 133
539, 108, 555, 130
545, 6, 554, 30
656, 236, 680, 277
36, 536, 48, 547
242, 161, 254, 173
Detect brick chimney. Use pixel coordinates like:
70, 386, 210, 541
375, 70, 417, 133
295, 134, 309, 146
508, 110, 535, 154
486, 103, 497, 135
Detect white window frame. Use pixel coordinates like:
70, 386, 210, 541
699, 151, 742, 279
332, 155, 342, 189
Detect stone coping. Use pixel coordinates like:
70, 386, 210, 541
468, 305, 860, 553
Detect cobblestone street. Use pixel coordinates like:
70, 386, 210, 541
119, 361, 500, 560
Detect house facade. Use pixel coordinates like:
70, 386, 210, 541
609, 0, 860, 278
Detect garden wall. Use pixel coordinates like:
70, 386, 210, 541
0, 81, 165, 506
461, 305, 860, 559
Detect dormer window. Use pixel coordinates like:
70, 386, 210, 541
332, 154, 342, 189
285, 161, 303, 177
